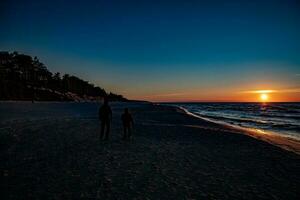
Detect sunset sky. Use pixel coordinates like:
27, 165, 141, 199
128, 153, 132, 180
1, 0, 300, 102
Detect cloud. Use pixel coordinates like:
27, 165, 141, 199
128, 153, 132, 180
144, 92, 189, 98
279, 88, 300, 93
240, 88, 300, 94
240, 90, 277, 94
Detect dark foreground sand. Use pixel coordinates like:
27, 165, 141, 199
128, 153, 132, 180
1, 103, 300, 199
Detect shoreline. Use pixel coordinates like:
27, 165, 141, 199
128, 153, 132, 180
172, 105, 300, 155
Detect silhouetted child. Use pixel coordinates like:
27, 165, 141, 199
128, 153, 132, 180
121, 108, 134, 140
99, 98, 112, 140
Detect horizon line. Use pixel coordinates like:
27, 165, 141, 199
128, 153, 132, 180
149, 100, 300, 103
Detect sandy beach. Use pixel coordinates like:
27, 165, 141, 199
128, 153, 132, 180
1, 102, 300, 199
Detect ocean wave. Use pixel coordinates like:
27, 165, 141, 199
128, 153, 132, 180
194, 112, 269, 125
172, 102, 300, 140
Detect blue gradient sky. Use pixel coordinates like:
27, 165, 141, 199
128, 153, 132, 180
1, 0, 300, 101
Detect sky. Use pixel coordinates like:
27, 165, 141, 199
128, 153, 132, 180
1, 0, 300, 102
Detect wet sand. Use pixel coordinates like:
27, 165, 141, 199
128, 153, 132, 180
178, 106, 300, 155
1, 102, 300, 199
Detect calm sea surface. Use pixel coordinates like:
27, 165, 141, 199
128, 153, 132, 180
169, 103, 300, 140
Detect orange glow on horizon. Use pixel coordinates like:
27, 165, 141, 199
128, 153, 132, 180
133, 94, 299, 103
127, 88, 300, 102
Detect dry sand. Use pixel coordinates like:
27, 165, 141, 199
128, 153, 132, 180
1, 102, 300, 199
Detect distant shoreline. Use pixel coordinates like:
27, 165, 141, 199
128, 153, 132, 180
0, 100, 100, 103
0, 99, 146, 103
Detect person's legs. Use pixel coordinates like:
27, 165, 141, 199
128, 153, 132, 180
123, 125, 127, 140
128, 126, 132, 139
100, 121, 105, 140
104, 121, 110, 140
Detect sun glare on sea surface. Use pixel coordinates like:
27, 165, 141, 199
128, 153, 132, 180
260, 93, 268, 102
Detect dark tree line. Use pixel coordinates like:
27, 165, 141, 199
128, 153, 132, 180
0, 51, 127, 101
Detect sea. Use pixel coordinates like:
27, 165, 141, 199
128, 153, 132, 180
168, 102, 300, 141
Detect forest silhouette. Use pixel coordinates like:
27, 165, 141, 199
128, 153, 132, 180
0, 51, 126, 101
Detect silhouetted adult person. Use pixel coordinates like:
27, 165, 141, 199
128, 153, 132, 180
121, 108, 134, 140
99, 98, 112, 140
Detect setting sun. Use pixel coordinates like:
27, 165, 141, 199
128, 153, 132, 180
260, 94, 268, 101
